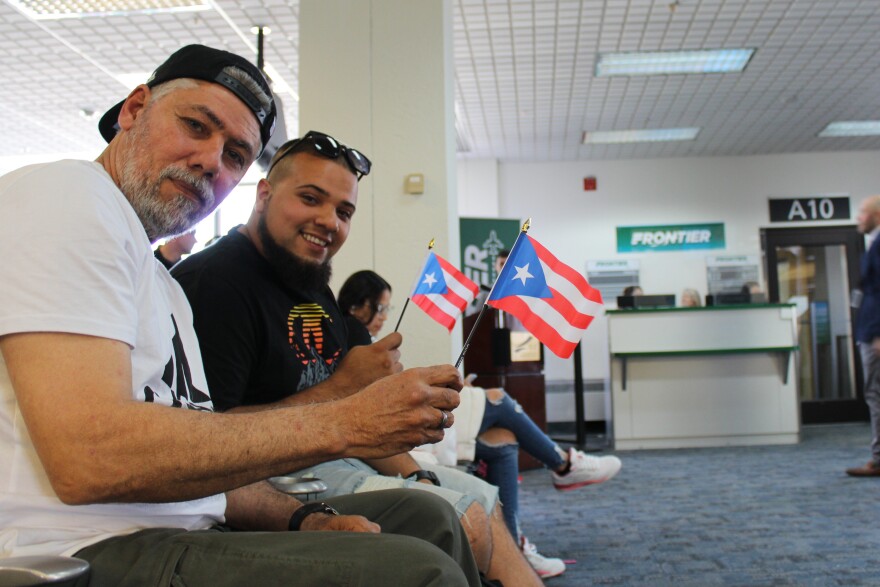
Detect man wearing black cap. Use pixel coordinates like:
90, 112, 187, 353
0, 45, 479, 586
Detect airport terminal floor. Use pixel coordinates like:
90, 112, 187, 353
520, 423, 877, 586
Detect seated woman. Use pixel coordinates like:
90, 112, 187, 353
338, 270, 393, 345
339, 270, 623, 578
681, 288, 702, 307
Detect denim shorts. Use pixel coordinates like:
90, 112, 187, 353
290, 458, 499, 519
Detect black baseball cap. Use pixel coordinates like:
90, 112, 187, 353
99, 44, 277, 154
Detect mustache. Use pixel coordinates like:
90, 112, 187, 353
160, 167, 213, 208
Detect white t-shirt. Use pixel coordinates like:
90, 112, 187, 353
0, 160, 225, 557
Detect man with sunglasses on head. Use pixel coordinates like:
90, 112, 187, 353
0, 46, 481, 586
173, 131, 544, 586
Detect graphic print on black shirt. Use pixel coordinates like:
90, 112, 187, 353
288, 302, 343, 391
144, 315, 212, 411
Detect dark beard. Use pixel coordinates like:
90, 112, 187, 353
257, 213, 332, 292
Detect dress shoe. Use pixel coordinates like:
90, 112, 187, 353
846, 461, 880, 477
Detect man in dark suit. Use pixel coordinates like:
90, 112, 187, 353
848, 195, 880, 477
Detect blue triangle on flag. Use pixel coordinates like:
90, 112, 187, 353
413, 253, 449, 295
489, 237, 552, 300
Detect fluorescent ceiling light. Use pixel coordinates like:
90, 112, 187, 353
7, 0, 210, 19
818, 121, 880, 137
596, 49, 754, 77
583, 128, 700, 144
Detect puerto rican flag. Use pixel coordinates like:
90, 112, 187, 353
488, 235, 603, 358
411, 252, 480, 332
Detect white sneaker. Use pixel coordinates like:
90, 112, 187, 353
521, 536, 565, 578
551, 448, 622, 491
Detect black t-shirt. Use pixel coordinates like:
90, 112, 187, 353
172, 227, 348, 411
345, 315, 373, 348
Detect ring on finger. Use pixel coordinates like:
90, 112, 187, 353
439, 410, 449, 429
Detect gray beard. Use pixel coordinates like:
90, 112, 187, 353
117, 126, 214, 241
257, 212, 332, 292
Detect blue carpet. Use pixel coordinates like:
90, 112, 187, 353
517, 423, 880, 586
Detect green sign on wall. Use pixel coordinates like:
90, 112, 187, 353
617, 223, 726, 253
459, 218, 522, 289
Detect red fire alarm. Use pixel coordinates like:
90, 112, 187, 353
583, 176, 597, 191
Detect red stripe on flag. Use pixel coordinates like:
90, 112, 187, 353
441, 290, 469, 313
530, 237, 603, 304
544, 287, 594, 329
489, 296, 585, 358
412, 294, 456, 331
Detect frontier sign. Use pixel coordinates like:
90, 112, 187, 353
617, 223, 726, 253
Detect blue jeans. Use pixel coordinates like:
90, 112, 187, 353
473, 390, 566, 538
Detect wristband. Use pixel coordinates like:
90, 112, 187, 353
288, 502, 339, 531
406, 469, 441, 486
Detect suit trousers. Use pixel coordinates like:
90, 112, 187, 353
858, 342, 880, 464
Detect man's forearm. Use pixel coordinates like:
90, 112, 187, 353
225, 480, 382, 534
226, 379, 353, 413
38, 400, 351, 505
224, 481, 302, 531
4, 332, 460, 507
3, 333, 346, 504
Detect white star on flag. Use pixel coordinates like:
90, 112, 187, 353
422, 272, 438, 288
511, 263, 533, 285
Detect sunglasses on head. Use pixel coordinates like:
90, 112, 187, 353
267, 130, 372, 180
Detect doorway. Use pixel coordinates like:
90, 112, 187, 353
763, 225, 868, 424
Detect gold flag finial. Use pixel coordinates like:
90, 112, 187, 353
428, 238, 435, 249
522, 218, 531, 232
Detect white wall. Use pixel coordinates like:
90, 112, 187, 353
458, 158, 500, 217
459, 150, 880, 395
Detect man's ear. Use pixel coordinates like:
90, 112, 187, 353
116, 85, 152, 132
254, 178, 272, 213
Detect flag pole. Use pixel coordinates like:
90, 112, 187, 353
394, 238, 435, 332
454, 219, 531, 369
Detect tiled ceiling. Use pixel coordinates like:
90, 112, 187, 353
0, 0, 301, 158
1, 0, 879, 162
